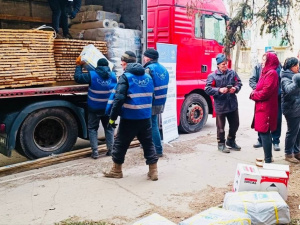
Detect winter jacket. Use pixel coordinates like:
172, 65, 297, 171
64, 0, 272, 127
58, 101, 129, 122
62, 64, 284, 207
249, 63, 282, 95
280, 69, 300, 118
250, 53, 279, 133
74, 65, 117, 114
109, 63, 154, 121
144, 60, 169, 115
205, 69, 242, 114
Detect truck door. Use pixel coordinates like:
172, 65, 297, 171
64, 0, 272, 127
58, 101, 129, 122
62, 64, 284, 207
200, 13, 226, 79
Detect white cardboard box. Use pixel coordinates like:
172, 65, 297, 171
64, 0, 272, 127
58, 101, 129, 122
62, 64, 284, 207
263, 163, 290, 178
233, 164, 261, 192
259, 168, 288, 200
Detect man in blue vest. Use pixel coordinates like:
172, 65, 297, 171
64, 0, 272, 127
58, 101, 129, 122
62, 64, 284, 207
74, 57, 117, 159
104, 52, 159, 181
143, 48, 169, 157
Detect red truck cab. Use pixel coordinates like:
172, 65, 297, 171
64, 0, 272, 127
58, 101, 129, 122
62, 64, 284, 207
147, 0, 229, 133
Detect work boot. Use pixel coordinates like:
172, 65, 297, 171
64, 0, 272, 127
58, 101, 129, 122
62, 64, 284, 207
106, 150, 112, 156
226, 139, 241, 151
218, 143, 230, 153
273, 144, 280, 151
294, 153, 300, 161
148, 163, 158, 181
157, 153, 163, 158
103, 163, 123, 178
63, 33, 73, 39
285, 154, 299, 164
91, 151, 99, 159
253, 141, 262, 148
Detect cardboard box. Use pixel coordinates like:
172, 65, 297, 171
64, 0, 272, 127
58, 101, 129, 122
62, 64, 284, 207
259, 168, 288, 200
233, 164, 261, 192
263, 163, 290, 178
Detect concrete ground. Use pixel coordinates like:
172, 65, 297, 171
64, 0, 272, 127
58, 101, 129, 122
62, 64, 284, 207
0, 79, 290, 225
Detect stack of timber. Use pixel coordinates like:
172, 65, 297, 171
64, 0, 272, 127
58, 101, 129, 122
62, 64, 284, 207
0, 29, 56, 89
54, 39, 108, 81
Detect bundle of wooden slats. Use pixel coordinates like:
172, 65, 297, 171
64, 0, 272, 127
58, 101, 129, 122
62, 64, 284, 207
54, 39, 108, 81
0, 29, 57, 89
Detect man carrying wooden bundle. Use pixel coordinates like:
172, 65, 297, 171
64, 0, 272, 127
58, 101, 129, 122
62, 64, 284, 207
74, 57, 117, 159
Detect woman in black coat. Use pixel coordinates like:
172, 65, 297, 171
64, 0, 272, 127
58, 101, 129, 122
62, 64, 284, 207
281, 57, 300, 163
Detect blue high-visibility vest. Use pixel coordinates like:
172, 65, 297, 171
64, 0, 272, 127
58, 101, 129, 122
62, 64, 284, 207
146, 62, 169, 106
87, 70, 117, 111
121, 72, 154, 120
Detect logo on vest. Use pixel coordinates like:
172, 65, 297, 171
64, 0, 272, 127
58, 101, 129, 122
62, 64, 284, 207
156, 71, 167, 80
97, 78, 111, 86
132, 78, 150, 87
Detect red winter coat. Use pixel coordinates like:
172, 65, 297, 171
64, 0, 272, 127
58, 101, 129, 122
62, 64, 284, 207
250, 53, 279, 133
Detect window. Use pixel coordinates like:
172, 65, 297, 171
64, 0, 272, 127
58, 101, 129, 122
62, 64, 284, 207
195, 13, 201, 38
204, 14, 226, 45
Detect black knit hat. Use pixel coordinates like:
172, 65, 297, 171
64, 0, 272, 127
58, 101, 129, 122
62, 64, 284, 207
97, 58, 109, 67
121, 51, 136, 63
144, 48, 159, 60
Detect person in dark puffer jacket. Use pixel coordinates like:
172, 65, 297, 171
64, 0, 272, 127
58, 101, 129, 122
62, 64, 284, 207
103, 61, 159, 181
205, 53, 243, 153
74, 57, 117, 159
280, 57, 300, 163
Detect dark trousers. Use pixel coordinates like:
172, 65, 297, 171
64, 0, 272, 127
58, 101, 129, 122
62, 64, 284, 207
88, 112, 114, 153
216, 109, 239, 143
284, 115, 300, 155
258, 96, 282, 144
112, 118, 158, 165
48, 0, 69, 35
259, 131, 272, 163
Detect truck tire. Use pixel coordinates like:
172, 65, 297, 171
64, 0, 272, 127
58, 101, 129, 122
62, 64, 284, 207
179, 94, 208, 133
19, 108, 78, 159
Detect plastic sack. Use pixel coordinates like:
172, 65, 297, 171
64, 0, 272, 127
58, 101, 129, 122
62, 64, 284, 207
132, 213, 176, 225
223, 191, 290, 225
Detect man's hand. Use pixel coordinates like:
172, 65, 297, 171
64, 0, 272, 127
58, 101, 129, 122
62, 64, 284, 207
229, 87, 236, 94
69, 11, 77, 19
108, 119, 117, 129
76, 56, 84, 66
219, 87, 228, 94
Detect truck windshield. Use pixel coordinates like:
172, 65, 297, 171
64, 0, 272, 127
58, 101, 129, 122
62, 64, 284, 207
204, 14, 226, 45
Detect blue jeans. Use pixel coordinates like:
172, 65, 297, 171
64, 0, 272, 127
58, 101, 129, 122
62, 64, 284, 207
48, 0, 69, 35
151, 115, 163, 154
88, 112, 114, 153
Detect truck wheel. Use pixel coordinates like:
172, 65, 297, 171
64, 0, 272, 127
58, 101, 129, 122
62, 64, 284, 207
19, 108, 78, 159
179, 94, 208, 133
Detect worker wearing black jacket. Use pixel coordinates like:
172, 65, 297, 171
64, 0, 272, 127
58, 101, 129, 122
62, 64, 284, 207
104, 52, 159, 181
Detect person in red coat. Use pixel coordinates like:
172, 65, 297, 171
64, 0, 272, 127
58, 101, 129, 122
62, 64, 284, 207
250, 52, 279, 165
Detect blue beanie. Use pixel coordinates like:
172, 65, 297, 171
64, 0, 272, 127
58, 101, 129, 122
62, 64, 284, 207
216, 53, 226, 65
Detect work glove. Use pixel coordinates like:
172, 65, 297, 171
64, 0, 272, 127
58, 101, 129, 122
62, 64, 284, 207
107, 119, 117, 129
75, 56, 84, 66
69, 11, 77, 19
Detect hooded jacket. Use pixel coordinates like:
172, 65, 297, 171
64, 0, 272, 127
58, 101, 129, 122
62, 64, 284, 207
250, 53, 279, 133
205, 68, 242, 114
109, 63, 154, 121
74, 65, 117, 113
280, 69, 300, 118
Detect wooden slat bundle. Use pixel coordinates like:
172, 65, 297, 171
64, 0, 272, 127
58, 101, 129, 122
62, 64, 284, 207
54, 39, 108, 81
0, 29, 57, 89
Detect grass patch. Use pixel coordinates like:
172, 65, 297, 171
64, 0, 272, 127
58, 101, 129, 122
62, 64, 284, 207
289, 219, 300, 225
55, 216, 114, 225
